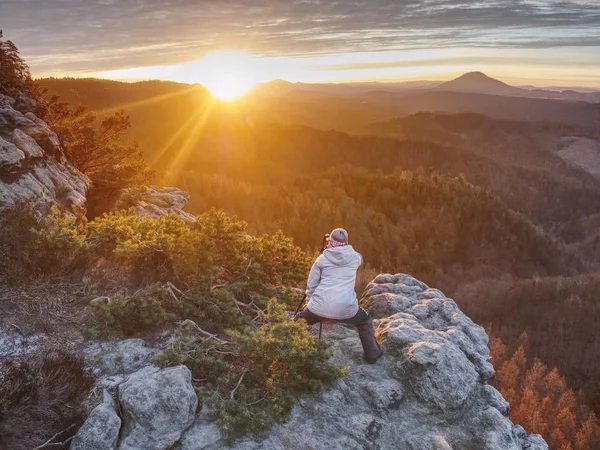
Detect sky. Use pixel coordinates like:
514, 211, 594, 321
1, 0, 599, 88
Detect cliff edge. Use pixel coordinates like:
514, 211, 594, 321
73, 274, 548, 450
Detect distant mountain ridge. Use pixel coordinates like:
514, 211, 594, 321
254, 72, 600, 102
432, 72, 600, 102
434, 71, 525, 96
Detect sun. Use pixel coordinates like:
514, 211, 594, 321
207, 73, 255, 101
193, 51, 259, 101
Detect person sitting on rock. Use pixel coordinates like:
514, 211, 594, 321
295, 228, 383, 364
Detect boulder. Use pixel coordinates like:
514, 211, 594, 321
118, 365, 198, 450
114, 185, 194, 220
70, 390, 121, 450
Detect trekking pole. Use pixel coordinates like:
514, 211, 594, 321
293, 294, 322, 342
294, 294, 307, 316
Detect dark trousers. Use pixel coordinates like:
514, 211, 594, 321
294, 306, 381, 361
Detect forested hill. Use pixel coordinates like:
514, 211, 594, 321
37, 77, 600, 272
38, 77, 203, 110
364, 112, 600, 172
181, 168, 578, 291
159, 120, 600, 226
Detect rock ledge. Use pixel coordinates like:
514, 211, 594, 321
72, 274, 548, 450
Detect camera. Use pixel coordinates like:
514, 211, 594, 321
321, 234, 331, 253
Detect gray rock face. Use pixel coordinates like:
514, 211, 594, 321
0, 93, 89, 214
75, 275, 548, 450
114, 185, 194, 220
70, 390, 121, 450
118, 365, 198, 450
178, 419, 222, 450
84, 338, 159, 377
12, 128, 44, 158
13, 92, 38, 114
0, 136, 25, 169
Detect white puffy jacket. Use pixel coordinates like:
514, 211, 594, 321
306, 245, 362, 320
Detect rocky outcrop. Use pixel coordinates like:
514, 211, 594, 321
72, 274, 548, 450
0, 92, 89, 215
114, 185, 194, 220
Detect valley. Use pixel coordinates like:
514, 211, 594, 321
37, 73, 600, 416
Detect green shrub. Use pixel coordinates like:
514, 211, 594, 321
84, 208, 311, 286
155, 326, 231, 385
29, 206, 89, 273
4, 203, 311, 291
91, 283, 174, 336
86, 211, 199, 280
0, 204, 88, 282
225, 299, 344, 429
245, 230, 311, 288
179, 286, 251, 333
158, 299, 344, 443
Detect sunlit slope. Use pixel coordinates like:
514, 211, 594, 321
181, 168, 580, 288
150, 119, 600, 229
38, 77, 600, 251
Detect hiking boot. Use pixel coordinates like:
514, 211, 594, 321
365, 349, 383, 364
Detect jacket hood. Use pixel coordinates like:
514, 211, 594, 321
323, 245, 362, 266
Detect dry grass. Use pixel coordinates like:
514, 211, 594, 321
0, 275, 132, 450
0, 277, 92, 338
355, 266, 379, 297
0, 343, 95, 450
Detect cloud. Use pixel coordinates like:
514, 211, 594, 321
0, 0, 599, 75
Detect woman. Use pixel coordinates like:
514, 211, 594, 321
295, 228, 382, 364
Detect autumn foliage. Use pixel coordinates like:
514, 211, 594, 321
491, 335, 600, 450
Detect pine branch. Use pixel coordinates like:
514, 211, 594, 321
230, 368, 248, 401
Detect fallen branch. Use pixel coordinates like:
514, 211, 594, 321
36, 435, 75, 449
178, 319, 229, 344
32, 424, 76, 450
234, 300, 257, 314
246, 395, 267, 406
230, 368, 248, 401
166, 282, 184, 302
211, 259, 252, 291
8, 323, 25, 336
